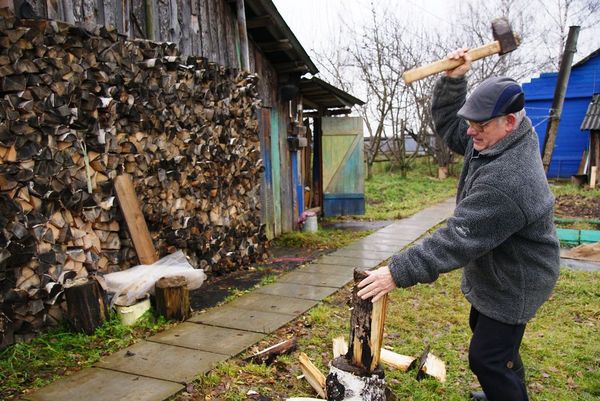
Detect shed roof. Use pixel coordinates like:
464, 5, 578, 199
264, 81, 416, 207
299, 77, 365, 111
574, 48, 600, 68
244, 0, 318, 75
581, 94, 600, 131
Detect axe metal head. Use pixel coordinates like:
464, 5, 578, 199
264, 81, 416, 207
492, 17, 520, 55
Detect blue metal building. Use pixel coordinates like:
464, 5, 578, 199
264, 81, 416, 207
522, 48, 600, 178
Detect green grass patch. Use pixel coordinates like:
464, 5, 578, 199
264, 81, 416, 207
174, 267, 599, 401
549, 181, 600, 199
363, 158, 459, 220
0, 311, 172, 400
273, 228, 372, 249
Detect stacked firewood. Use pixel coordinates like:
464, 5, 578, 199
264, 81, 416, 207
0, 9, 267, 342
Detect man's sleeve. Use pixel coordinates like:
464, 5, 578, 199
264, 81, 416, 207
388, 184, 527, 288
431, 76, 470, 155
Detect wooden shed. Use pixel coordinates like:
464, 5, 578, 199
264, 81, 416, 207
523, 48, 600, 178
580, 93, 600, 187
9, 0, 365, 236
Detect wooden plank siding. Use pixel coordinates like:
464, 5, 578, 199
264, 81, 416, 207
24, 0, 298, 234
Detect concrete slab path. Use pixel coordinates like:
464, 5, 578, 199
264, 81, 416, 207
24, 198, 455, 401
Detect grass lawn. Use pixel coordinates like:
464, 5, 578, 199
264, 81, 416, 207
173, 267, 599, 401
363, 158, 459, 220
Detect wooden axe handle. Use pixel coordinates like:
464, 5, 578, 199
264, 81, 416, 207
402, 41, 502, 84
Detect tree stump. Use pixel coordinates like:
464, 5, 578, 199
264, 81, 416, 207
0, 312, 15, 349
155, 276, 190, 321
64, 278, 109, 334
326, 270, 389, 401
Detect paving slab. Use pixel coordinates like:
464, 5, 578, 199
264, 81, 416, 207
343, 241, 409, 252
330, 248, 396, 260
94, 340, 225, 383
255, 282, 339, 300
24, 368, 183, 401
228, 292, 318, 315
317, 255, 382, 269
148, 322, 264, 356
296, 263, 355, 277
189, 305, 295, 334
278, 270, 352, 287
364, 229, 427, 242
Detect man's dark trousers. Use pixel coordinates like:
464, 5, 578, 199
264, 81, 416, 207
468, 307, 529, 401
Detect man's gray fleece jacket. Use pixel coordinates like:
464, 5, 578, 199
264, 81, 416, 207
388, 76, 560, 325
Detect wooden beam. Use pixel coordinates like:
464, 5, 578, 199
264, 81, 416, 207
257, 39, 292, 52
236, 0, 250, 70
114, 174, 158, 265
246, 14, 273, 29
273, 62, 310, 74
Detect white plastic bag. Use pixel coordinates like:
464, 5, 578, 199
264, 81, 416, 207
103, 250, 206, 306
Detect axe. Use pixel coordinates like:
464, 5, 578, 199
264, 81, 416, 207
402, 18, 520, 84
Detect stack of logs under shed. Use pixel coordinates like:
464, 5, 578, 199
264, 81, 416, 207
0, 9, 267, 342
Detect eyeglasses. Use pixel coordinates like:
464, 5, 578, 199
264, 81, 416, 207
466, 118, 496, 132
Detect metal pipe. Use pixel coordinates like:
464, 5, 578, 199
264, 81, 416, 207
541, 26, 580, 174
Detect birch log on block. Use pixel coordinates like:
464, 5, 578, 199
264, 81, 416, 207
325, 270, 388, 401
154, 276, 190, 321
64, 278, 109, 334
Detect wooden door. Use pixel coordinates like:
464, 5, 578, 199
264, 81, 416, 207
321, 117, 365, 216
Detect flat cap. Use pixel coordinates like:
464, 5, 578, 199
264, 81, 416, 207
458, 76, 525, 122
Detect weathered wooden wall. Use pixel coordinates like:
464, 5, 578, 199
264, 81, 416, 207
27, 0, 242, 69
23, 0, 294, 236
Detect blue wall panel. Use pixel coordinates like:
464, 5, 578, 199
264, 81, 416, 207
522, 51, 599, 177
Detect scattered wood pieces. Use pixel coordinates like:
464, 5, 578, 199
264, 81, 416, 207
332, 336, 348, 359
245, 338, 298, 365
380, 348, 416, 372
298, 352, 326, 399
411, 345, 447, 383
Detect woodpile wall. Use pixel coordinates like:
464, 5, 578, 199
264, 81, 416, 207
0, 10, 267, 341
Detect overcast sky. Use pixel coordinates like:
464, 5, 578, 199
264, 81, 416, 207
272, 0, 599, 82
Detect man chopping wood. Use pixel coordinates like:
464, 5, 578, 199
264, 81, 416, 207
357, 49, 560, 401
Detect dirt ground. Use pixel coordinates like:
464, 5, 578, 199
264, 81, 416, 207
555, 195, 600, 219
189, 247, 328, 311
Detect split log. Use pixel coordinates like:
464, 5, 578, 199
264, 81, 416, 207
325, 270, 388, 401
298, 352, 327, 399
245, 337, 298, 365
380, 349, 415, 372
64, 278, 109, 334
347, 270, 388, 373
154, 276, 190, 321
410, 345, 447, 383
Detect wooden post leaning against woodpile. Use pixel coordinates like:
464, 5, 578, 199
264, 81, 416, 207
0, 9, 267, 343
326, 270, 389, 401
154, 275, 190, 321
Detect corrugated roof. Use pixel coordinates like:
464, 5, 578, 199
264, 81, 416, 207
244, 0, 318, 75
581, 93, 600, 131
574, 48, 600, 68
299, 77, 365, 111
